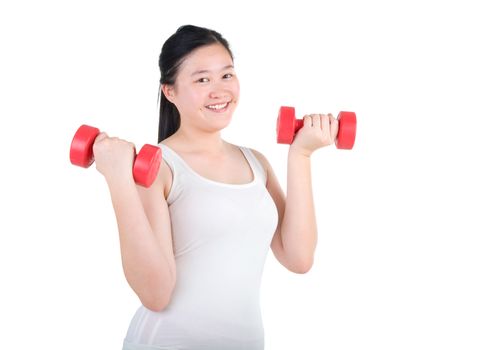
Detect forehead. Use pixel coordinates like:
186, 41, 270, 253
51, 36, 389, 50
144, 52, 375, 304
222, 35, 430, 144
179, 44, 233, 75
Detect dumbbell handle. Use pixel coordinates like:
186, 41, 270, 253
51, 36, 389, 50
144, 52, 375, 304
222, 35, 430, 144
277, 106, 356, 149
70, 124, 161, 187
293, 119, 305, 134
291, 113, 349, 134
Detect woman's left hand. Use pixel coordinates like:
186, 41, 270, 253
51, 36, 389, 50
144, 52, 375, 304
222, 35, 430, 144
289, 113, 339, 157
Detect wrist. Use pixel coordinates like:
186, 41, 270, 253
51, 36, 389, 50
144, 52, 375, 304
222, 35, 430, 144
106, 173, 136, 191
288, 146, 312, 159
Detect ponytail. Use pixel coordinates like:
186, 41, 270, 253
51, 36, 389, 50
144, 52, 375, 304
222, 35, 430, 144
157, 90, 180, 143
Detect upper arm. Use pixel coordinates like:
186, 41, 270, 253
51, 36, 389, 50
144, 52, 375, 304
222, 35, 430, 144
135, 160, 176, 286
250, 149, 292, 271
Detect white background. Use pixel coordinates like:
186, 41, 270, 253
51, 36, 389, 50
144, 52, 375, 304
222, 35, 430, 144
1, 1, 480, 349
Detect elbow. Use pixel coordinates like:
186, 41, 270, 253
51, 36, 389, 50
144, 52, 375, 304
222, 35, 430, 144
140, 279, 176, 312
143, 301, 168, 313
291, 265, 312, 274
142, 290, 173, 312
290, 258, 314, 274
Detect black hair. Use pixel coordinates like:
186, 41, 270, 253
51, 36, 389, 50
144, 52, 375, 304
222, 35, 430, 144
157, 25, 234, 143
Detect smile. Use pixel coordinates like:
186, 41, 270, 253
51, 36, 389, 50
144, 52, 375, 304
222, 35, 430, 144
205, 101, 230, 112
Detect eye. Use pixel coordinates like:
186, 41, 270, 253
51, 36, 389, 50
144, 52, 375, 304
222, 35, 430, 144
223, 73, 234, 79
196, 77, 209, 83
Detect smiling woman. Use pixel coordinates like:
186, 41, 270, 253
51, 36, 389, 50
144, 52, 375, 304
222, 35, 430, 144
161, 43, 239, 133
91, 24, 334, 350
120, 26, 276, 350
156, 26, 240, 143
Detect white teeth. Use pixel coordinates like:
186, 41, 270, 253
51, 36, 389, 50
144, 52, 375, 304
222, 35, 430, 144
206, 102, 228, 110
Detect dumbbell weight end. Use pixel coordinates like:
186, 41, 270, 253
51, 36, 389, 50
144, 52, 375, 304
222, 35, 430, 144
70, 124, 100, 168
336, 111, 357, 150
133, 144, 162, 188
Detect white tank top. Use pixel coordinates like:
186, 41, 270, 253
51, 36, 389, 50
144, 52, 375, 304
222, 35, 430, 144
122, 143, 279, 350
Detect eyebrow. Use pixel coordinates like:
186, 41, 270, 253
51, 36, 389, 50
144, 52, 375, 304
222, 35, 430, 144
190, 65, 234, 76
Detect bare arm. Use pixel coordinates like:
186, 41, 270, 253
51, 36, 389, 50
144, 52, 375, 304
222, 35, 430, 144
280, 150, 317, 270
107, 172, 176, 312
91, 131, 177, 312
252, 149, 316, 274
253, 113, 338, 273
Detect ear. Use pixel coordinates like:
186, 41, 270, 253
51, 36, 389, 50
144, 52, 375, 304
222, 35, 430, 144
161, 84, 176, 104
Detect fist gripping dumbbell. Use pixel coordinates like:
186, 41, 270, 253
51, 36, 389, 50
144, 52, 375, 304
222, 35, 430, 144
70, 125, 162, 187
276, 106, 357, 149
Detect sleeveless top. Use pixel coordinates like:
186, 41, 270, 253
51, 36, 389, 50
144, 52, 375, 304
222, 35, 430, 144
122, 143, 279, 350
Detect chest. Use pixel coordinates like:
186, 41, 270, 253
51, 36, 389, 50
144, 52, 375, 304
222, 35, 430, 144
182, 151, 254, 185
169, 180, 279, 257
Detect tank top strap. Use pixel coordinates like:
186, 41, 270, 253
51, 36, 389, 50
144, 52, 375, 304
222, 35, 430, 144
239, 147, 267, 185
157, 143, 189, 205
158, 143, 186, 174
157, 143, 267, 205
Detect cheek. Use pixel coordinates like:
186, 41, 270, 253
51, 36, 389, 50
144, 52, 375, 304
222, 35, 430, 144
230, 80, 241, 99
180, 90, 204, 110
190, 88, 206, 103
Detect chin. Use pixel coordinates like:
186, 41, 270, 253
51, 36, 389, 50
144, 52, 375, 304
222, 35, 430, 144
210, 117, 233, 132
201, 110, 234, 130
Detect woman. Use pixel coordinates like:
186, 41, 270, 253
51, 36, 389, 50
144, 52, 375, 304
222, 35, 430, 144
93, 24, 338, 350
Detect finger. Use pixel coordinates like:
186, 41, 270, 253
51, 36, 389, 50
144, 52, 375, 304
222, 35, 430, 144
312, 114, 321, 129
94, 132, 109, 144
329, 114, 339, 140
303, 115, 313, 127
320, 114, 330, 133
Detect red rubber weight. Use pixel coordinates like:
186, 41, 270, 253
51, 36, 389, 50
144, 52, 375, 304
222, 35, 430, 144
133, 144, 162, 187
70, 124, 162, 188
70, 125, 100, 168
336, 111, 356, 149
276, 106, 357, 149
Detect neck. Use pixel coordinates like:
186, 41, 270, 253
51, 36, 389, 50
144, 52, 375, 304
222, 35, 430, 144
172, 126, 228, 155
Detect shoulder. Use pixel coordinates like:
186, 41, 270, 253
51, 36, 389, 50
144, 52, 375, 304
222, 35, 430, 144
243, 147, 274, 183
157, 143, 174, 200
159, 157, 173, 200
248, 148, 269, 171
227, 141, 270, 178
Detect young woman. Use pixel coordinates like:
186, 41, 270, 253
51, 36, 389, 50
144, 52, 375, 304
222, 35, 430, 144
93, 24, 338, 350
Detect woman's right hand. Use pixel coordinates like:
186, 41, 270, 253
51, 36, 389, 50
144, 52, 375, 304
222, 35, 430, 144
92, 132, 136, 184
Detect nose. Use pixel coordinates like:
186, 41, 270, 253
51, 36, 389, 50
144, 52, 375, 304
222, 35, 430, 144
209, 91, 229, 100
209, 81, 230, 100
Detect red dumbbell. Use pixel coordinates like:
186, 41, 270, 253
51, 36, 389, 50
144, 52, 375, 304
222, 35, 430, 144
70, 124, 162, 187
276, 106, 357, 149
